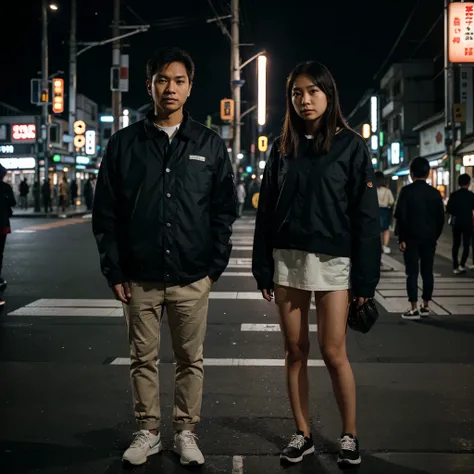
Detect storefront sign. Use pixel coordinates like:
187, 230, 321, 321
11, 124, 36, 141
0, 157, 36, 169
460, 67, 473, 134
419, 123, 445, 156
0, 143, 34, 155
463, 154, 474, 166
449, 3, 474, 63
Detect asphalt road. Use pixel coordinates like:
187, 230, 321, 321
0, 215, 473, 474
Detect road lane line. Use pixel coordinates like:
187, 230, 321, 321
232, 455, 244, 474
13, 230, 36, 233
241, 323, 317, 332
109, 358, 326, 367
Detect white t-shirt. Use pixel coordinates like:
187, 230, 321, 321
155, 123, 181, 142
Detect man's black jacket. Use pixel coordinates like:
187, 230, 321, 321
446, 188, 474, 229
252, 130, 381, 298
92, 110, 238, 287
394, 180, 445, 242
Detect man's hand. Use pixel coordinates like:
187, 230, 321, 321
208, 277, 214, 285
399, 241, 406, 252
262, 289, 274, 302
113, 282, 131, 304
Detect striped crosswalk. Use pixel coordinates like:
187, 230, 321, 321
5, 215, 474, 370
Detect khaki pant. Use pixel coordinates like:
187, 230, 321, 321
123, 277, 211, 432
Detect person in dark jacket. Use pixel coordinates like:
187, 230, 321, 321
92, 47, 237, 467
446, 173, 474, 273
394, 157, 445, 319
0, 164, 16, 305
252, 61, 380, 467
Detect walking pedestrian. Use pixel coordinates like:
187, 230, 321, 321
236, 181, 246, 217
92, 47, 237, 467
252, 60, 381, 467
375, 171, 395, 254
0, 164, 16, 305
19, 178, 29, 210
446, 173, 474, 274
394, 157, 445, 319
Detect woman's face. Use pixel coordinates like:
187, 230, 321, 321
291, 74, 328, 125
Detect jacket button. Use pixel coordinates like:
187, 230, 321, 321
166, 193, 171, 198
166, 249, 170, 255
166, 223, 171, 228
166, 168, 170, 173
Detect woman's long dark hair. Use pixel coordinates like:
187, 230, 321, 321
280, 61, 350, 157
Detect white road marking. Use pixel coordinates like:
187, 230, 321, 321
222, 272, 253, 276
233, 246, 253, 251
109, 357, 326, 367
14, 230, 36, 233
241, 323, 317, 332
232, 455, 244, 474
379, 289, 474, 297
381, 254, 405, 271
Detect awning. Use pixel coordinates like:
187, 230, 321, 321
394, 152, 447, 177
455, 139, 474, 155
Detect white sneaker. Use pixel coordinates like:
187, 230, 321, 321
401, 308, 421, 320
122, 430, 162, 465
174, 430, 205, 466
454, 267, 466, 275
382, 245, 391, 254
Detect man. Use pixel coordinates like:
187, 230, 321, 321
446, 173, 474, 274
92, 47, 237, 467
394, 157, 445, 320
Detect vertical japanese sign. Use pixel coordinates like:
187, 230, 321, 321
460, 67, 474, 133
449, 2, 474, 62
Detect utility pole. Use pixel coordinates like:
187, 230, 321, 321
112, 0, 121, 134
445, 0, 456, 194
39, 0, 50, 212
231, 0, 240, 175
68, 0, 77, 150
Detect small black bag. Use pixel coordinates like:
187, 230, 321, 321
347, 298, 379, 334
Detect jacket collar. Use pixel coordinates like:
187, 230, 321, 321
144, 108, 200, 141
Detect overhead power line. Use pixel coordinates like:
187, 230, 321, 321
373, 0, 421, 80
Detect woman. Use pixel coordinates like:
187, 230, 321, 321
375, 171, 395, 254
0, 164, 16, 306
252, 61, 380, 467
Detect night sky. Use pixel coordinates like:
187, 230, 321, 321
2, 0, 444, 140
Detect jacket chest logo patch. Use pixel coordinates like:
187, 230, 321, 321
189, 155, 206, 162
367, 181, 373, 188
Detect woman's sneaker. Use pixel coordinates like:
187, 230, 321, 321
122, 430, 162, 465
0, 298, 5, 306
401, 308, 420, 320
280, 431, 315, 463
337, 433, 361, 466
419, 306, 430, 317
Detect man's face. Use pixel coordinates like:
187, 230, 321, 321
146, 61, 192, 115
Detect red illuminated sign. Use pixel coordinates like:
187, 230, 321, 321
12, 124, 36, 141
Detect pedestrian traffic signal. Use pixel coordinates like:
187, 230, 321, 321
52, 78, 64, 113
258, 135, 268, 152
220, 99, 234, 121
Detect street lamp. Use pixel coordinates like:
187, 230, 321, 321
257, 55, 267, 126
49, 3, 58, 10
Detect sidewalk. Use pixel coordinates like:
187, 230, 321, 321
11, 205, 90, 219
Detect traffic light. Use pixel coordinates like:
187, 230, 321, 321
220, 98, 234, 121
258, 135, 268, 152
52, 78, 64, 113
74, 120, 86, 150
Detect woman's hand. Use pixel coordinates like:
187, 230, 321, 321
261, 289, 274, 302
354, 296, 369, 308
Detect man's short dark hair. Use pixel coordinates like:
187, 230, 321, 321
458, 173, 471, 187
146, 47, 195, 82
410, 157, 430, 179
